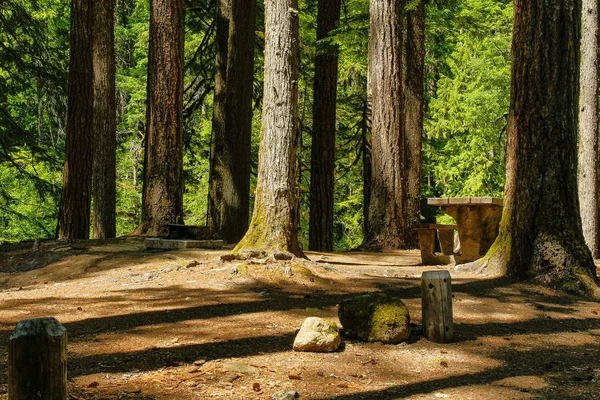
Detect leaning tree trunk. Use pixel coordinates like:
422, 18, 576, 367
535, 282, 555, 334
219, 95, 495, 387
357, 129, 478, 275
138, 0, 185, 236
578, 0, 600, 259
220, 0, 257, 244
475, 0, 598, 297
207, 0, 229, 238
58, 0, 94, 240
233, 0, 303, 257
92, 0, 117, 239
309, 0, 341, 252
402, 0, 425, 249
363, 0, 406, 249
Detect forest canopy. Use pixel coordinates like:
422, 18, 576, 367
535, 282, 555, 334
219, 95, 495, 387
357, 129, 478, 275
0, 0, 512, 248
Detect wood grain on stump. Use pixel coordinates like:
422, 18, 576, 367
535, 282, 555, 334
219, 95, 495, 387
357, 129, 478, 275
421, 270, 454, 343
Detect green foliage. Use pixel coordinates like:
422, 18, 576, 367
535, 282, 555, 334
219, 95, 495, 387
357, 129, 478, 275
0, 0, 514, 250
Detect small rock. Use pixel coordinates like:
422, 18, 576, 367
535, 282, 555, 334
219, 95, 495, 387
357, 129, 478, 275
272, 390, 300, 400
293, 317, 341, 352
273, 251, 294, 261
220, 254, 237, 262
185, 260, 199, 268
142, 272, 157, 281
193, 359, 206, 366
284, 266, 292, 276
223, 362, 260, 376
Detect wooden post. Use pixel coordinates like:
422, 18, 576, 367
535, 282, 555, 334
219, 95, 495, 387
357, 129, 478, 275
421, 270, 453, 343
9, 317, 67, 400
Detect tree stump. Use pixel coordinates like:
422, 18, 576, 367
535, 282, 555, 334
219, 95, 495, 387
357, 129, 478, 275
8, 317, 67, 400
421, 270, 453, 343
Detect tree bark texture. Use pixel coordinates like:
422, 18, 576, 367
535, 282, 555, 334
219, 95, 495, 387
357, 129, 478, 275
309, 0, 341, 251
480, 0, 598, 296
363, 0, 406, 249
139, 0, 185, 236
220, 0, 256, 244
207, 0, 229, 238
58, 0, 94, 240
402, 1, 425, 249
578, 0, 600, 258
92, 0, 117, 239
234, 0, 303, 257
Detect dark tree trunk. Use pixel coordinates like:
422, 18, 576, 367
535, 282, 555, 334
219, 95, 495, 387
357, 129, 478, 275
58, 0, 94, 240
92, 0, 117, 239
138, 0, 185, 236
477, 0, 599, 296
234, 0, 304, 257
309, 0, 341, 251
403, 0, 425, 249
220, 0, 256, 244
363, 0, 406, 249
578, 0, 600, 258
207, 0, 229, 238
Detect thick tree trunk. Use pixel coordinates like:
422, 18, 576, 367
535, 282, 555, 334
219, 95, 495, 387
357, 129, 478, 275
207, 0, 229, 238
92, 0, 117, 239
233, 0, 303, 257
138, 0, 185, 236
403, 1, 425, 249
58, 0, 94, 240
578, 0, 599, 259
309, 0, 341, 251
363, 0, 406, 249
362, 102, 372, 240
476, 0, 599, 297
220, 0, 256, 244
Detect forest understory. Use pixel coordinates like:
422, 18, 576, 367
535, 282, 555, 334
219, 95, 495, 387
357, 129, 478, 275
0, 239, 598, 399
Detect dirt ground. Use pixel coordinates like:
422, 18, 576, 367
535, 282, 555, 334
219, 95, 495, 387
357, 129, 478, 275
0, 238, 599, 400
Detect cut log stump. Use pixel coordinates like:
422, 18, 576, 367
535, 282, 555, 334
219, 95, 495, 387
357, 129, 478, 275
8, 317, 67, 400
421, 270, 454, 343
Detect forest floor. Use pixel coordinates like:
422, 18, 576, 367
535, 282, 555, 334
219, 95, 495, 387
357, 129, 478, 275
0, 238, 599, 400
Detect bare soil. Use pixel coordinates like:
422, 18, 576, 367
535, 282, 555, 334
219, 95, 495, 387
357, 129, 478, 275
0, 238, 599, 400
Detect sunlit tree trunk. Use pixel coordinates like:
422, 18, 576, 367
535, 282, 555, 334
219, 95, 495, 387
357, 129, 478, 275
92, 0, 117, 239
58, 0, 94, 240
233, 0, 303, 257
578, 0, 599, 258
221, 0, 256, 244
363, 0, 406, 249
207, 0, 229, 238
138, 0, 185, 236
477, 0, 598, 296
309, 0, 341, 251
403, 0, 424, 249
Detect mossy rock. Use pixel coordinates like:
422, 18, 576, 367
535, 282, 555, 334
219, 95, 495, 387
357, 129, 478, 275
338, 293, 410, 344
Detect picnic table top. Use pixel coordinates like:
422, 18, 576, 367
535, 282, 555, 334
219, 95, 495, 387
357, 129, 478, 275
427, 197, 503, 206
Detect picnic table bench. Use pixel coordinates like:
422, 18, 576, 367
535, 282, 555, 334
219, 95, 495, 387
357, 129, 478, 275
420, 197, 503, 264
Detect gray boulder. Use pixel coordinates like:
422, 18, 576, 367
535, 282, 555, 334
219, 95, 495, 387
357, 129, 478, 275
293, 317, 341, 352
338, 293, 410, 344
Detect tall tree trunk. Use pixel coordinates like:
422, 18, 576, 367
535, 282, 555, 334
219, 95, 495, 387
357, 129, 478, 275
207, 0, 229, 238
403, 0, 425, 249
220, 0, 256, 244
138, 0, 185, 236
363, 0, 406, 249
578, 0, 599, 258
362, 100, 372, 239
58, 0, 94, 240
233, 0, 303, 257
477, 0, 598, 297
309, 0, 341, 251
92, 0, 117, 239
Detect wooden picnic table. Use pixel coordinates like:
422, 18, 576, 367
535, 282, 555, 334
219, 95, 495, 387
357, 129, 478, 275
427, 197, 503, 263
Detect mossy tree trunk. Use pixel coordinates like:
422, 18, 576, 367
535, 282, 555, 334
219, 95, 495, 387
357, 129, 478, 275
578, 0, 600, 258
233, 0, 303, 257
207, 0, 229, 239
478, 0, 599, 296
309, 0, 341, 252
220, 0, 256, 244
92, 0, 117, 239
138, 0, 185, 236
402, 0, 425, 249
58, 0, 94, 240
363, 0, 406, 249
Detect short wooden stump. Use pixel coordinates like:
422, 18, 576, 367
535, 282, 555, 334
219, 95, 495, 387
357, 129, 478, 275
421, 270, 454, 343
